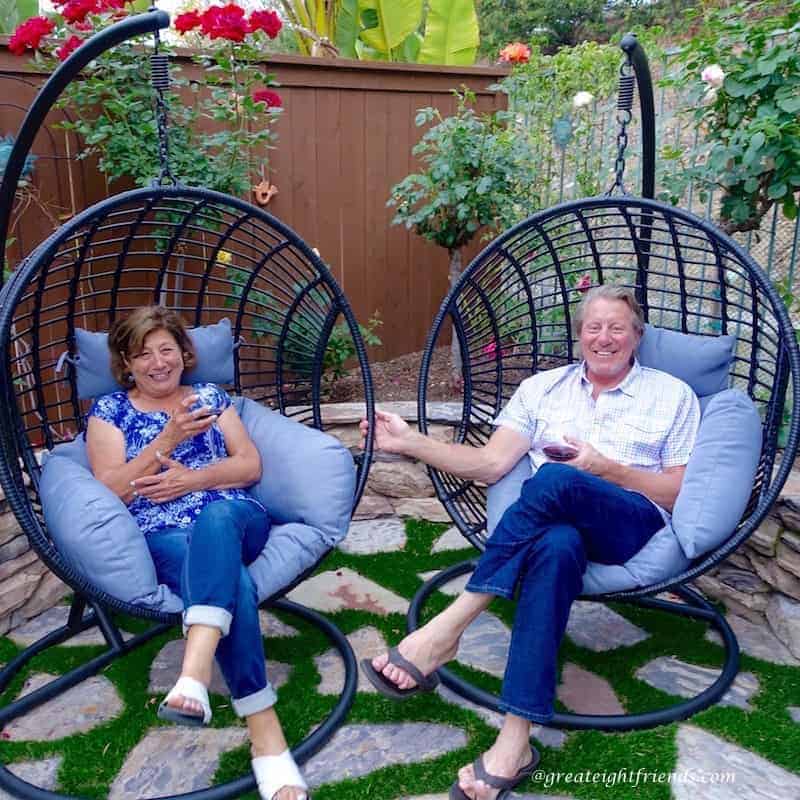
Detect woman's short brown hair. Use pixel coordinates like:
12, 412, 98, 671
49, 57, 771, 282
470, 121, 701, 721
108, 306, 196, 385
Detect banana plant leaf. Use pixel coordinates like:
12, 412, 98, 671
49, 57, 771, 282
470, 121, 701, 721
418, 0, 479, 66
359, 0, 422, 56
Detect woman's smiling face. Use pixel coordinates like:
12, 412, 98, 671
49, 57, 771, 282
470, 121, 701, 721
125, 328, 185, 398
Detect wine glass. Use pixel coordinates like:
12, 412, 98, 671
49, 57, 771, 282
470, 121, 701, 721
538, 420, 580, 462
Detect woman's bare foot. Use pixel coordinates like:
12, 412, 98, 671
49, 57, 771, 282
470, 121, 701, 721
165, 693, 204, 718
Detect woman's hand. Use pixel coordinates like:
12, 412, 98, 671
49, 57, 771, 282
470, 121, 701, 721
159, 394, 218, 451
131, 452, 199, 503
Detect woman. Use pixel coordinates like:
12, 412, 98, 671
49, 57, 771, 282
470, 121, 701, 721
86, 306, 308, 800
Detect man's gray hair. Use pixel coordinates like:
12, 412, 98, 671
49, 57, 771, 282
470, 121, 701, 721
572, 284, 645, 337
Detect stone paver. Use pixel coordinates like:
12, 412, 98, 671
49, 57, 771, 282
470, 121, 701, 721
315, 626, 389, 695
565, 601, 649, 652
393, 498, 451, 522
456, 612, 511, 679
258, 610, 299, 638
340, 518, 407, 555
788, 706, 800, 723
108, 727, 248, 800
9, 605, 132, 647
3, 673, 123, 741
556, 663, 625, 715
286, 568, 408, 615
635, 656, 760, 710
0, 757, 62, 799
353, 494, 395, 520
148, 639, 291, 696
673, 724, 800, 799
303, 723, 467, 788
706, 613, 800, 666
431, 526, 471, 553
435, 685, 568, 749
418, 570, 471, 597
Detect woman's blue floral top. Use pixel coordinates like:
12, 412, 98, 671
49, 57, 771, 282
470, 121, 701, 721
88, 382, 263, 534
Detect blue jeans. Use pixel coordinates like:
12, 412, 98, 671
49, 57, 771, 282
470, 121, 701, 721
465, 462, 664, 723
146, 498, 275, 717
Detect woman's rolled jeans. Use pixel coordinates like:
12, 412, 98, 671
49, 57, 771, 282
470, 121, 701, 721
465, 462, 665, 723
146, 498, 276, 717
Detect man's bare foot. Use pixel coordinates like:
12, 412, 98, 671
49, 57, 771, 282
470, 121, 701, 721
455, 743, 536, 800
370, 623, 459, 691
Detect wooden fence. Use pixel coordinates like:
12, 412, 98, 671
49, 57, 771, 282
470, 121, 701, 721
0, 44, 509, 360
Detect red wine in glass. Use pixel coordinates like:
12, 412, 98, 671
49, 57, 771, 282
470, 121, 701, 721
542, 444, 578, 461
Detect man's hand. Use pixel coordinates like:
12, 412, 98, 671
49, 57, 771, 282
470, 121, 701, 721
563, 436, 609, 477
131, 452, 199, 503
359, 410, 415, 455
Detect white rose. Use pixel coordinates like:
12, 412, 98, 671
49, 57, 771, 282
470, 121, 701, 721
703, 87, 718, 105
572, 91, 594, 110
701, 64, 725, 89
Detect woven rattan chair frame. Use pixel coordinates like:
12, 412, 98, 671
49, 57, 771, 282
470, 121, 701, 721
409, 62, 800, 730
0, 12, 373, 800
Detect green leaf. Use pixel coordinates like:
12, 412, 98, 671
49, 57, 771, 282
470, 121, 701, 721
335, 0, 360, 58
399, 31, 422, 62
777, 96, 800, 114
783, 197, 798, 220
418, 0, 479, 66
724, 78, 751, 97
767, 181, 787, 200
359, 0, 423, 55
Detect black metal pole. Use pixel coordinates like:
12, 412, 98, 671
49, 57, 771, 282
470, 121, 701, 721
620, 33, 656, 200
0, 10, 171, 280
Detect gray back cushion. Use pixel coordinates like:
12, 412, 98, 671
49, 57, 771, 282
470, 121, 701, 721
71, 318, 236, 399
637, 324, 736, 398
39, 397, 355, 611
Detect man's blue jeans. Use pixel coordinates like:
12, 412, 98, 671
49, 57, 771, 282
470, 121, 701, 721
146, 498, 276, 717
465, 462, 664, 723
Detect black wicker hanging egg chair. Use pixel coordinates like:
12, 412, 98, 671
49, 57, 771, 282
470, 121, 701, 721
0, 11, 374, 800
409, 36, 800, 732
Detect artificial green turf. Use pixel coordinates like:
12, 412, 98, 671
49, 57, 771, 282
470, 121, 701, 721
1, 517, 799, 799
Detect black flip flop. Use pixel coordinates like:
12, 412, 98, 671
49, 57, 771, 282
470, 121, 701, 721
360, 646, 440, 700
449, 749, 541, 800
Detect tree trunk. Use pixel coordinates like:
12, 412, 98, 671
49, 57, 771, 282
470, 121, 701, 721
448, 247, 463, 388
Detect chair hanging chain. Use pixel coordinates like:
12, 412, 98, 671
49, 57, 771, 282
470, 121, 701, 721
150, 16, 178, 187
607, 52, 636, 195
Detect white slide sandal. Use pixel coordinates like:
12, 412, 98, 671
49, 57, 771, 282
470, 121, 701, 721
157, 676, 212, 727
252, 749, 309, 800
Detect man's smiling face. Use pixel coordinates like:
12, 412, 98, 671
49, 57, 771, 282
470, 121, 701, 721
579, 297, 641, 387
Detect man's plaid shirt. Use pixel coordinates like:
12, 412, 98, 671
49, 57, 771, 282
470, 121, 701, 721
494, 360, 701, 520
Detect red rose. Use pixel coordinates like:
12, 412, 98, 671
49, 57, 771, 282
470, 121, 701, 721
252, 89, 282, 109
56, 34, 83, 61
8, 16, 55, 56
174, 10, 201, 33
248, 9, 281, 38
61, 0, 99, 24
200, 4, 248, 42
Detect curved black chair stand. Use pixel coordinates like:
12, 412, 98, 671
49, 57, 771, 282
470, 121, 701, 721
409, 37, 800, 734
408, 561, 740, 732
0, 11, 373, 800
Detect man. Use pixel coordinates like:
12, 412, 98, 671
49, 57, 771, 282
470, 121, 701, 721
359, 285, 700, 800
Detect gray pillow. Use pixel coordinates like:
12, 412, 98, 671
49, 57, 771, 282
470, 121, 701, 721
637, 324, 735, 397
486, 456, 688, 595
39, 453, 184, 612
670, 389, 762, 559
70, 318, 235, 399
39, 397, 355, 610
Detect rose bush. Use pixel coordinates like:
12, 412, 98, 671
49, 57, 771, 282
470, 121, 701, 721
9, 1, 284, 196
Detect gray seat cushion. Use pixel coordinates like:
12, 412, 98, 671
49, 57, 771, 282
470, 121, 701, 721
486, 456, 689, 595
486, 388, 762, 593
39, 397, 354, 611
